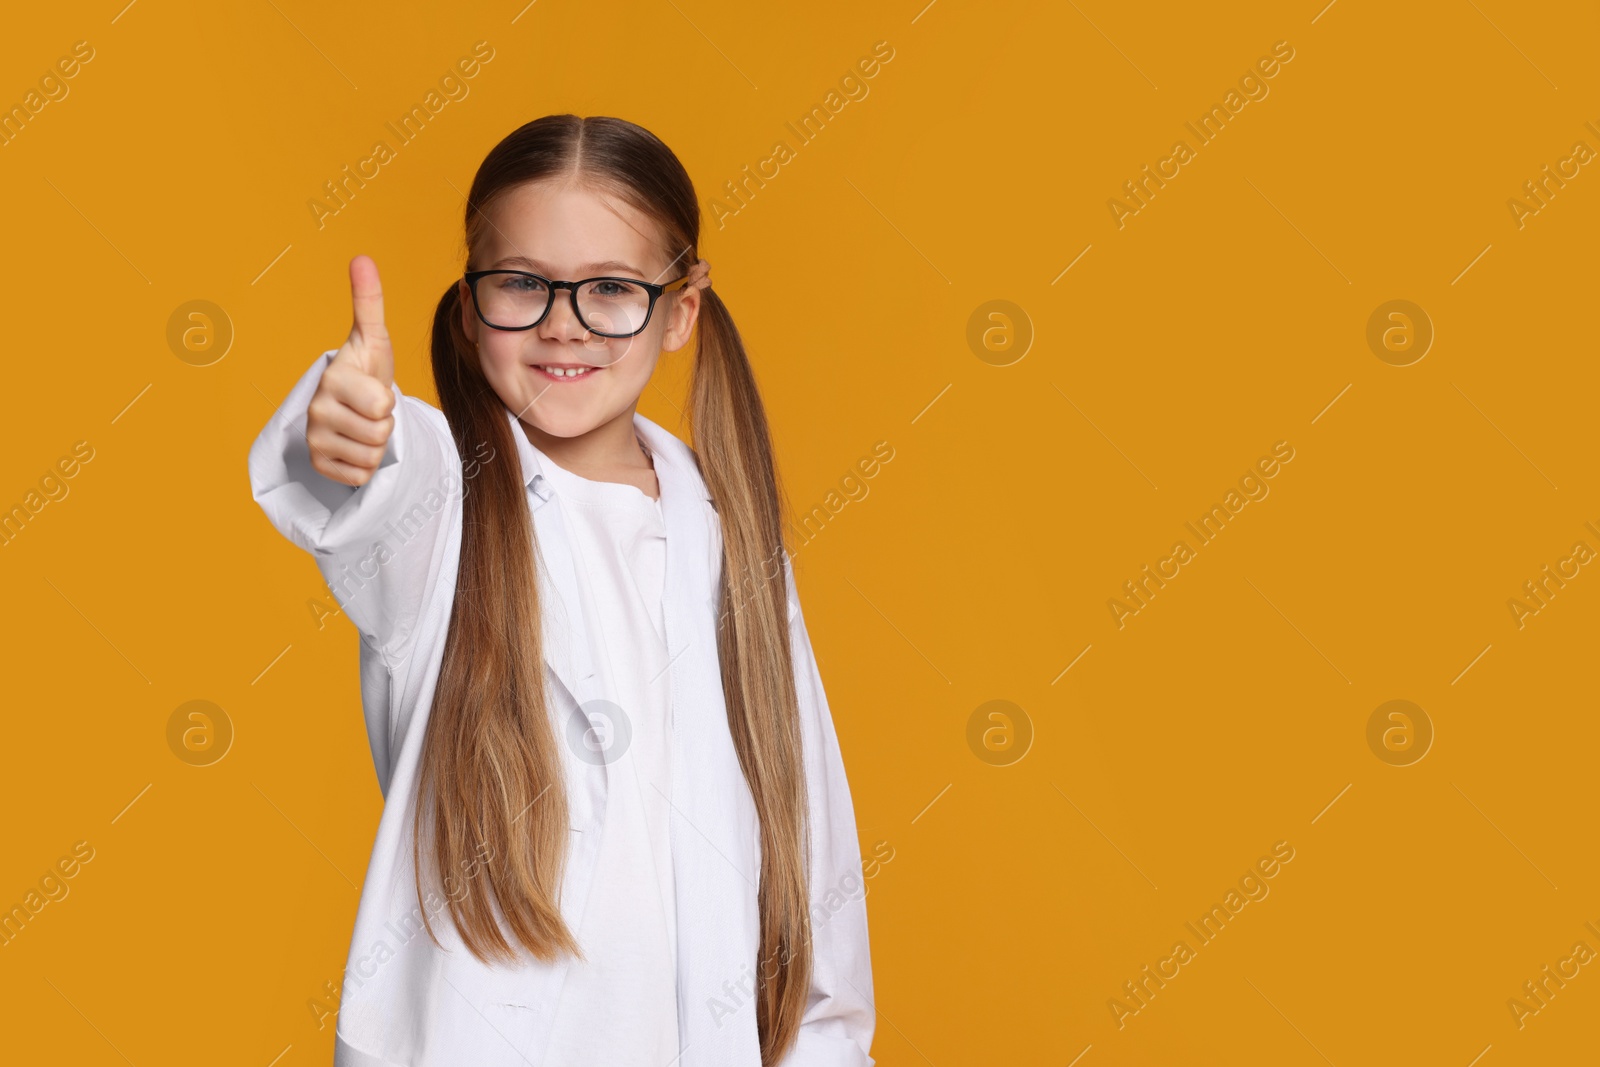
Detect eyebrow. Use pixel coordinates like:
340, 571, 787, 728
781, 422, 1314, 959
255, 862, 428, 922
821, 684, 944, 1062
491, 254, 646, 277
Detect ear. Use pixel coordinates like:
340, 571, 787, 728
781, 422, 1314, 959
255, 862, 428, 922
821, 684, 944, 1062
660, 287, 702, 354
458, 279, 478, 346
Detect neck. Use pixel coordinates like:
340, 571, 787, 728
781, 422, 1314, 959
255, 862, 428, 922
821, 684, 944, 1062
518, 408, 652, 479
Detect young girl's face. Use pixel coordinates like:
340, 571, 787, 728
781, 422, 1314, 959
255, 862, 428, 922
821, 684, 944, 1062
458, 179, 699, 440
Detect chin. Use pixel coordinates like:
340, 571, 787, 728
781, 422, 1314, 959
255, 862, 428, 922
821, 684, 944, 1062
523, 408, 603, 440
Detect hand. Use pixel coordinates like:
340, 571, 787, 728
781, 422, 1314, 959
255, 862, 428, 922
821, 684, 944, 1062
307, 255, 397, 486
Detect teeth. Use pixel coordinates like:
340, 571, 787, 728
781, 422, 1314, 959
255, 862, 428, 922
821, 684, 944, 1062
538, 365, 593, 378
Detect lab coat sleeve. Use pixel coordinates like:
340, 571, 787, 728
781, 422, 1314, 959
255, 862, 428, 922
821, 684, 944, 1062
247, 349, 459, 665
780, 560, 878, 1067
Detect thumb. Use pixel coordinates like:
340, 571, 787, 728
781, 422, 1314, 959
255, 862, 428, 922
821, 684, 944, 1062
348, 254, 395, 388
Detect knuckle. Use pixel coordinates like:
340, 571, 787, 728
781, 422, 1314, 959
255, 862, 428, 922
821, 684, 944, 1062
359, 384, 389, 418
310, 452, 340, 483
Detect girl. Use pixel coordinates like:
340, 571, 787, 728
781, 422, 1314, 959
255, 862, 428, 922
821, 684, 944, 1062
248, 115, 875, 1067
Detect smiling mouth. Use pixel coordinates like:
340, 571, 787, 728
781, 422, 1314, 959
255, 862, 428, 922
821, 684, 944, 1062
532, 364, 601, 380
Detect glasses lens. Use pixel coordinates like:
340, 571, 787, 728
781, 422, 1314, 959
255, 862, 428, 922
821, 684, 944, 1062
576, 279, 651, 337
476, 272, 550, 328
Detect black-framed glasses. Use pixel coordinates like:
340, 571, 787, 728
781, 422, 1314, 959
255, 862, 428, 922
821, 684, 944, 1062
463, 269, 692, 338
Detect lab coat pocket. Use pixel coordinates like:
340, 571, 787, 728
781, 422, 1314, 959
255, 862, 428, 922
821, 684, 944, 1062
430, 946, 563, 1065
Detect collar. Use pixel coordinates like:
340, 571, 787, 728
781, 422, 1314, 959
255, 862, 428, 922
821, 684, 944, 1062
503, 406, 713, 508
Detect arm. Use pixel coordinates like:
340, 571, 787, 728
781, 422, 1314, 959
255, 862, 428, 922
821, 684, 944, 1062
781, 559, 878, 1067
247, 348, 459, 665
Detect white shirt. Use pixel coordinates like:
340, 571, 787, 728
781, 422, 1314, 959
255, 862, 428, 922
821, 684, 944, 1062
532, 441, 680, 1065
247, 351, 875, 1067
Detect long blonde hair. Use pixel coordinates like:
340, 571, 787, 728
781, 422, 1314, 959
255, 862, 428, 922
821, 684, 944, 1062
413, 115, 812, 1062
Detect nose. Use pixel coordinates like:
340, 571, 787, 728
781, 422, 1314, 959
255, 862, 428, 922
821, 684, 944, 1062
536, 289, 589, 343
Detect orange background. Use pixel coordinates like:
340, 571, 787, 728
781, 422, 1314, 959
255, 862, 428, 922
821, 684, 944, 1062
2, 1, 1597, 1063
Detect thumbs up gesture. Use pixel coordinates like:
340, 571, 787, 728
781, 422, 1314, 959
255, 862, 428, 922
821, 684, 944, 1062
307, 256, 398, 487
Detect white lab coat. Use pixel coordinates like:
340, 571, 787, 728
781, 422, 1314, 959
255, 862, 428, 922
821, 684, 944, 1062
248, 351, 876, 1067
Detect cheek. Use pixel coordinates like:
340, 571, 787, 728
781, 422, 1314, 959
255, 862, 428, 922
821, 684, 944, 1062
602, 333, 658, 377
476, 338, 523, 382
591, 321, 664, 381
611, 343, 662, 382
473, 339, 537, 408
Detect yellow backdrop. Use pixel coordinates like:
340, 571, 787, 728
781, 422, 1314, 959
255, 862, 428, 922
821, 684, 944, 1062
1, 1, 1596, 1063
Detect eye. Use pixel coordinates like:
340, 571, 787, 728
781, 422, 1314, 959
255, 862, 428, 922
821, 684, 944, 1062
499, 274, 546, 293
590, 279, 643, 298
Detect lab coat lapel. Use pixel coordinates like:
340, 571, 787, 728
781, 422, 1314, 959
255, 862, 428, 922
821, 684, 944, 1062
526, 479, 598, 712
636, 413, 765, 1066
503, 410, 598, 713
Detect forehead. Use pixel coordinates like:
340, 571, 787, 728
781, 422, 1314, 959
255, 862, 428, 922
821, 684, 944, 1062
476, 180, 664, 275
